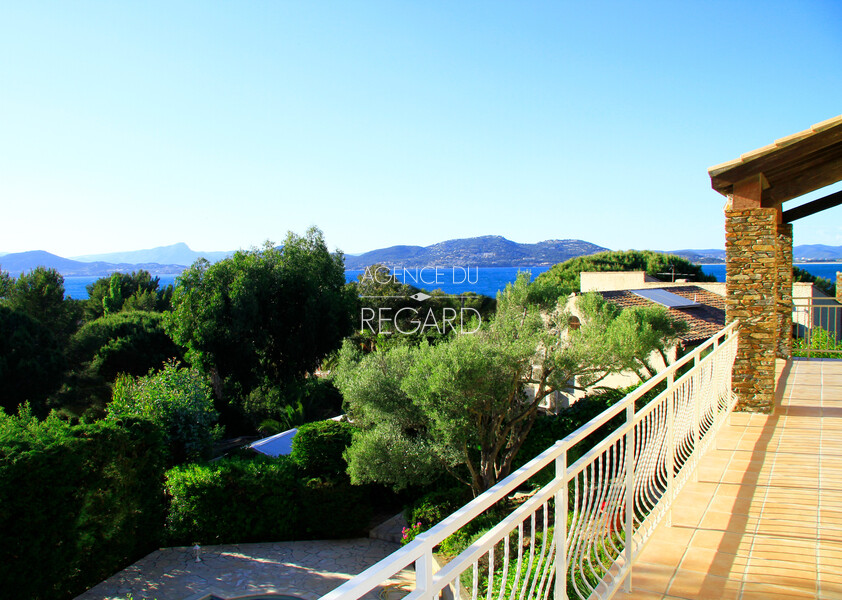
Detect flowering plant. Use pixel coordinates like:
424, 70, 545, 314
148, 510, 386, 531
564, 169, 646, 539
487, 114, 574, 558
400, 521, 423, 545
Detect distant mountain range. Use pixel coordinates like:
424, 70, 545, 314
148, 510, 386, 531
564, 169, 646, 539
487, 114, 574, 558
343, 236, 608, 269
0, 250, 187, 277
72, 242, 232, 266
3, 238, 842, 277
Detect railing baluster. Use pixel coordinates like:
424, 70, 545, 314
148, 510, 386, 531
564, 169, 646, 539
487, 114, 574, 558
624, 402, 634, 592
416, 549, 434, 600
666, 373, 674, 527
555, 448, 567, 600
320, 322, 739, 600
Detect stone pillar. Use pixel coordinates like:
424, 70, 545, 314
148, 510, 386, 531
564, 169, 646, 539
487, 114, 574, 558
776, 223, 793, 359
836, 272, 842, 303
725, 208, 778, 412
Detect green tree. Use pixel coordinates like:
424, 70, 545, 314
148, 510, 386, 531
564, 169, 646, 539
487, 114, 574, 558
101, 273, 123, 315
529, 250, 715, 305
59, 311, 183, 417
165, 228, 355, 429
6, 267, 77, 343
793, 265, 835, 297
0, 306, 66, 415
335, 273, 684, 495
108, 361, 218, 463
85, 270, 172, 321
0, 269, 12, 298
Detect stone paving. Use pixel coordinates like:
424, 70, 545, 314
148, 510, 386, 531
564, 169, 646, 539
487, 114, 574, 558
75, 538, 411, 600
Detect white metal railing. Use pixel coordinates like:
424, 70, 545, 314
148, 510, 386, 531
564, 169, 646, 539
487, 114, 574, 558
792, 296, 842, 358
322, 321, 739, 600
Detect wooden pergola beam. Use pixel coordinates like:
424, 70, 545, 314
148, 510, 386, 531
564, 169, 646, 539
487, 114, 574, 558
782, 189, 842, 223
708, 116, 842, 204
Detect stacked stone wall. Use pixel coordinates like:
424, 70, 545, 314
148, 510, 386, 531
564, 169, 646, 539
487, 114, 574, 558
725, 208, 777, 412
776, 223, 793, 359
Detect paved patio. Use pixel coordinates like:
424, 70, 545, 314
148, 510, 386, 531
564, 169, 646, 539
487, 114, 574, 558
74, 538, 409, 600
615, 358, 842, 600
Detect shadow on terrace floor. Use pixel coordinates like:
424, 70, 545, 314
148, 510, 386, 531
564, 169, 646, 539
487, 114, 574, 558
614, 358, 842, 600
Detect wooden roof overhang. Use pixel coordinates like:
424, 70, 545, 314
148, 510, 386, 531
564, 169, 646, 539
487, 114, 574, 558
708, 115, 842, 221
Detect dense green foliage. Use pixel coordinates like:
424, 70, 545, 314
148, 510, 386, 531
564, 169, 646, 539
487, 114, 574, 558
794, 325, 842, 358
85, 270, 173, 320
0, 306, 66, 415
108, 361, 218, 463
4, 267, 79, 343
165, 228, 355, 431
529, 250, 715, 305
165, 456, 299, 544
291, 419, 358, 478
297, 477, 372, 539
405, 486, 472, 530
335, 273, 684, 495
243, 377, 344, 433
164, 451, 372, 543
0, 407, 166, 600
59, 311, 183, 416
0, 270, 12, 298
793, 265, 835, 297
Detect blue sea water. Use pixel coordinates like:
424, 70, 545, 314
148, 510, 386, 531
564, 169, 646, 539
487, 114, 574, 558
61, 263, 842, 300
62, 267, 553, 300
699, 263, 842, 283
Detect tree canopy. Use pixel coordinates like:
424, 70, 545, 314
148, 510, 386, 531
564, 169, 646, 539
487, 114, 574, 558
85, 270, 172, 321
3, 267, 79, 343
793, 265, 835, 297
334, 272, 685, 495
0, 306, 66, 415
165, 228, 355, 429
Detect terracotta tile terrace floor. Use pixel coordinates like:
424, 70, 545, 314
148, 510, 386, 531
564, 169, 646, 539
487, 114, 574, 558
614, 358, 842, 600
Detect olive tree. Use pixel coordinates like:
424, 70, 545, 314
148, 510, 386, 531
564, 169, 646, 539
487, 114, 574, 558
335, 273, 685, 495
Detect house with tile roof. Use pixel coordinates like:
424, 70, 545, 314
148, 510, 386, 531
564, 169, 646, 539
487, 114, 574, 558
550, 272, 826, 409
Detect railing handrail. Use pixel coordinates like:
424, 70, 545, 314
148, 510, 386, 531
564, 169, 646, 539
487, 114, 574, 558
321, 320, 739, 600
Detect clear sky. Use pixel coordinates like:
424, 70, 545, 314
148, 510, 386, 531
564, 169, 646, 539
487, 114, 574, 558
1, 1, 841, 257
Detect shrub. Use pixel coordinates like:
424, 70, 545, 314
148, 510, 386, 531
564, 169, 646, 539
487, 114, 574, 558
68, 311, 182, 381
297, 477, 371, 539
405, 486, 472, 530
165, 456, 299, 545
243, 378, 344, 431
108, 361, 219, 464
794, 326, 842, 358
291, 419, 357, 478
0, 407, 166, 600
0, 306, 66, 415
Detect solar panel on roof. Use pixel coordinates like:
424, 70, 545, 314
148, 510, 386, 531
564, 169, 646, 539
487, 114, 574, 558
630, 288, 701, 308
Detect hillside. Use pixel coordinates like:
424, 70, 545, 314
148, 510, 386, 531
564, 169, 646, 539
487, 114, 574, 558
72, 242, 232, 266
0, 250, 186, 277
344, 236, 608, 269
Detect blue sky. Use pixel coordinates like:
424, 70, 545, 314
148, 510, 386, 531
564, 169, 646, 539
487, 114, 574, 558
1, 1, 841, 257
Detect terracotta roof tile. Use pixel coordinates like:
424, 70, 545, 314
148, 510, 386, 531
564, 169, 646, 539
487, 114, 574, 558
598, 285, 725, 346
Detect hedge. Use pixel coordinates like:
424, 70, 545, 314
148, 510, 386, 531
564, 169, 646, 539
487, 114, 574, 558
165, 456, 299, 545
290, 419, 357, 478
0, 409, 166, 600
166, 418, 373, 544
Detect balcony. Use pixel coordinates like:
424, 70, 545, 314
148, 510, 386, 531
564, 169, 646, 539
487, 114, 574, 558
321, 324, 842, 599
615, 357, 842, 599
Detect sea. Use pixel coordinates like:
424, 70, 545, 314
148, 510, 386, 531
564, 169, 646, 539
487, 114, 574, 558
60, 263, 842, 300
